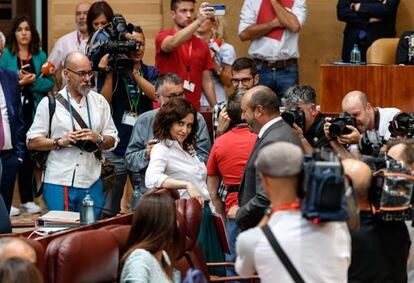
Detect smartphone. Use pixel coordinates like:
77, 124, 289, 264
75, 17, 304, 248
208, 4, 226, 16
21, 63, 33, 73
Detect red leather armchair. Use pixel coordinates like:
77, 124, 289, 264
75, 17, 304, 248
45, 229, 119, 283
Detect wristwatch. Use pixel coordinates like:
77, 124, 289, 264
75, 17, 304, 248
97, 135, 105, 145
53, 137, 62, 149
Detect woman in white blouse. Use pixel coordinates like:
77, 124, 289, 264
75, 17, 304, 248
145, 98, 225, 275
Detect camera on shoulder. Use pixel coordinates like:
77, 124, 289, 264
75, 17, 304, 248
87, 13, 139, 73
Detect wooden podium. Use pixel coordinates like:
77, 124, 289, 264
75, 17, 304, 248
320, 64, 414, 113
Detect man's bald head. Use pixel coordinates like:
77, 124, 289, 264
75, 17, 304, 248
0, 238, 36, 263
342, 159, 372, 205
64, 51, 90, 70
342, 90, 368, 109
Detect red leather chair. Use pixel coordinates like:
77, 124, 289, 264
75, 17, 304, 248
45, 229, 119, 283
174, 198, 258, 282
22, 238, 46, 276
100, 224, 131, 255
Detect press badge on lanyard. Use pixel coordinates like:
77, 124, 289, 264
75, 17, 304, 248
122, 76, 141, 126
183, 40, 195, 93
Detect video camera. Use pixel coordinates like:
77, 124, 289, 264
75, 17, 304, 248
281, 107, 306, 131
87, 14, 139, 73
389, 112, 414, 138
301, 148, 349, 223
328, 111, 357, 138
371, 157, 414, 221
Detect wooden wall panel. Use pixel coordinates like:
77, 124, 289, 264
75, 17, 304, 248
49, 0, 414, 101
47, 0, 162, 65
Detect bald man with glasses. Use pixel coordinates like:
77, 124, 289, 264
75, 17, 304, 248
27, 52, 118, 218
125, 73, 211, 205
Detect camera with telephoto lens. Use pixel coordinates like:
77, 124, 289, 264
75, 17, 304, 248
73, 140, 99, 153
301, 148, 350, 223
370, 157, 414, 222
281, 107, 306, 131
328, 112, 357, 138
388, 112, 414, 138
87, 14, 139, 73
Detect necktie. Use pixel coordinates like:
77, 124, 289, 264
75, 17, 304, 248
0, 106, 4, 150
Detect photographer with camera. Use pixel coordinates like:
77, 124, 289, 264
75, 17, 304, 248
324, 90, 400, 159
236, 142, 351, 282
98, 25, 158, 215
342, 158, 410, 283
282, 85, 328, 153
27, 52, 118, 219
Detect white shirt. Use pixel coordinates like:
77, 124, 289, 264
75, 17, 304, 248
0, 82, 12, 150
258, 116, 282, 138
239, 0, 307, 61
145, 139, 210, 200
235, 210, 351, 283
48, 30, 88, 68
26, 87, 118, 188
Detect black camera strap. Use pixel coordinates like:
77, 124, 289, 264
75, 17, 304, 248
55, 92, 102, 160
261, 224, 305, 283
374, 108, 380, 131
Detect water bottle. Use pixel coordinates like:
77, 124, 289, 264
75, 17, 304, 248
350, 44, 361, 64
80, 190, 96, 225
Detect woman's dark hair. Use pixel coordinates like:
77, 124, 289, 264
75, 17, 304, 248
121, 193, 181, 279
153, 98, 199, 153
0, 257, 43, 283
6, 15, 41, 55
86, 1, 114, 35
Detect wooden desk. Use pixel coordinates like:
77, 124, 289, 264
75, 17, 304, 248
320, 64, 414, 113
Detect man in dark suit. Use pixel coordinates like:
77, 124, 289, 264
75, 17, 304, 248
337, 0, 399, 62
0, 39, 26, 214
235, 86, 302, 231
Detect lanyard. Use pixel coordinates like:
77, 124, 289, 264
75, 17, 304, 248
65, 89, 92, 130
18, 52, 31, 69
184, 39, 193, 81
271, 201, 301, 215
123, 74, 142, 113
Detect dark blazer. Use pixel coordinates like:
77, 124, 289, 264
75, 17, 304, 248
337, 0, 399, 62
396, 31, 414, 65
0, 67, 25, 159
236, 118, 302, 231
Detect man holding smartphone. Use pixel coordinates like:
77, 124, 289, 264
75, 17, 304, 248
155, 0, 217, 111
239, 0, 306, 103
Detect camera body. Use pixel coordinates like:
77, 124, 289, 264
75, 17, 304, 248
281, 107, 306, 131
73, 140, 99, 153
370, 158, 414, 221
301, 148, 349, 223
87, 14, 139, 73
328, 111, 357, 138
389, 112, 414, 138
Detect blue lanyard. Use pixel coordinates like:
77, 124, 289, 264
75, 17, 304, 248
65, 89, 93, 130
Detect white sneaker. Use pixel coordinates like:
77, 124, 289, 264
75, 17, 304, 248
10, 205, 21, 216
21, 202, 41, 214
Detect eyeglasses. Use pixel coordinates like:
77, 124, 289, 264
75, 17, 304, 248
231, 77, 253, 87
66, 68, 94, 79
164, 92, 185, 99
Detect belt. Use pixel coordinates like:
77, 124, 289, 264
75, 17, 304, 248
227, 185, 240, 193
254, 58, 297, 70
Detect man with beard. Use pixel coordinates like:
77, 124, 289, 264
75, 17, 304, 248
27, 52, 118, 218
155, 0, 217, 110
236, 85, 302, 230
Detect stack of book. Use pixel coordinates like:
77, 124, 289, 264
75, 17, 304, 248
36, 210, 80, 229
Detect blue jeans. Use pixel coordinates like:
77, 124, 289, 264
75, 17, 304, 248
226, 218, 241, 278
43, 179, 104, 220
103, 151, 131, 215
257, 63, 299, 104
